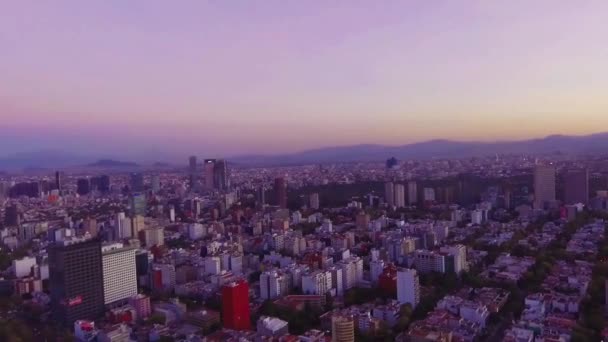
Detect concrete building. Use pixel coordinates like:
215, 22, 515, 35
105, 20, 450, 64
144, 227, 164, 247
397, 268, 420, 308
408, 181, 418, 204
257, 316, 289, 337
13, 256, 36, 278
394, 184, 405, 208
309, 193, 320, 210
302, 270, 332, 295
564, 169, 589, 204
102, 243, 137, 305
331, 314, 355, 342
534, 165, 556, 209
384, 182, 394, 207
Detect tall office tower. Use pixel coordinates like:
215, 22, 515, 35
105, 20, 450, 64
534, 165, 556, 209
114, 212, 130, 239
204, 159, 216, 189
274, 178, 287, 208
130, 173, 144, 193
101, 243, 137, 305
386, 157, 398, 170
151, 175, 160, 194
99, 175, 111, 193
564, 169, 589, 204
394, 184, 405, 208
55, 171, 64, 191
331, 314, 355, 342
130, 193, 147, 216
256, 186, 266, 207
384, 182, 394, 207
4, 203, 20, 226
397, 268, 420, 308
309, 193, 320, 210
189, 156, 197, 173
49, 239, 105, 326
188, 156, 198, 190
222, 279, 251, 331
0, 181, 8, 200
135, 251, 150, 288
77, 178, 91, 196
213, 159, 229, 190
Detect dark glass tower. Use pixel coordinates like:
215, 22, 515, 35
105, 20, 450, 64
49, 239, 105, 326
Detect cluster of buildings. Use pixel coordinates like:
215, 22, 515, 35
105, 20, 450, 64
1, 154, 608, 341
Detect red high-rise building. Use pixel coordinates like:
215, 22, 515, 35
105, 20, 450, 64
274, 177, 287, 208
222, 279, 251, 330
378, 264, 398, 296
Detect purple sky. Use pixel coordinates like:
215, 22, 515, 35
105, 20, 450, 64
2, 1, 608, 160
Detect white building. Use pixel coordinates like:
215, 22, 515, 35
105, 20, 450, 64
440, 244, 468, 273
188, 223, 205, 240
102, 243, 137, 305
338, 256, 363, 290
397, 268, 420, 308
204, 256, 221, 275
260, 270, 289, 300
423, 188, 435, 202
369, 259, 385, 284
408, 181, 417, 204
13, 256, 36, 278
385, 182, 395, 207
394, 184, 405, 208
144, 227, 164, 247
309, 193, 320, 210
471, 209, 484, 225
302, 270, 332, 295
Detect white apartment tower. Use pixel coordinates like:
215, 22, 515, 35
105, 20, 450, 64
394, 184, 406, 208
102, 243, 137, 305
397, 268, 420, 308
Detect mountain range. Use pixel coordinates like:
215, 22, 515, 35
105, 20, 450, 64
230, 132, 608, 165
1, 133, 608, 169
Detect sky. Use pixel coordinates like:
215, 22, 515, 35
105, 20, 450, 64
2, 1, 608, 160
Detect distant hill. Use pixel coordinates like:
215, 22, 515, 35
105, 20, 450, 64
230, 132, 608, 165
87, 159, 139, 168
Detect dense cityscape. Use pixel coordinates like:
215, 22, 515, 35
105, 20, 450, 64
1, 153, 608, 341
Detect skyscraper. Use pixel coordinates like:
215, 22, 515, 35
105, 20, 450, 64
407, 181, 417, 204
397, 268, 420, 308
55, 171, 64, 191
4, 203, 20, 226
274, 178, 287, 208
384, 182, 394, 207
151, 175, 160, 194
534, 165, 556, 209
99, 175, 111, 193
189, 156, 198, 190
309, 193, 320, 210
213, 159, 229, 190
77, 178, 90, 196
204, 159, 216, 189
564, 169, 589, 204
130, 173, 144, 193
222, 279, 251, 331
394, 183, 405, 208
49, 239, 105, 326
256, 186, 266, 207
101, 243, 137, 305
130, 193, 147, 216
